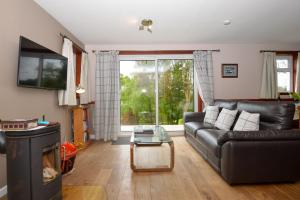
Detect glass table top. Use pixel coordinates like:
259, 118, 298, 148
131, 125, 172, 144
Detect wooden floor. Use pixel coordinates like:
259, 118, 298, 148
62, 136, 300, 200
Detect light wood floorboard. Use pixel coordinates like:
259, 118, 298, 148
62, 137, 300, 200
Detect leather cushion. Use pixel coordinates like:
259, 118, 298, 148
185, 122, 215, 137
214, 99, 237, 110
237, 101, 295, 130
184, 112, 205, 123
218, 129, 300, 145
196, 129, 228, 158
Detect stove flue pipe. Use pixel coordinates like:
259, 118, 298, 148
0, 132, 6, 154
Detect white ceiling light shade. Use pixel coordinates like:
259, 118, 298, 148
139, 19, 153, 33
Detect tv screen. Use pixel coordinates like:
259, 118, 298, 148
17, 36, 68, 90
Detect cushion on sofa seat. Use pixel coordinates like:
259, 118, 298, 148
204, 106, 219, 124
233, 110, 260, 131
196, 129, 228, 158
185, 122, 215, 137
215, 109, 238, 131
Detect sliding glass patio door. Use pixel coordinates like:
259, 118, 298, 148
120, 60, 156, 126
120, 55, 195, 133
158, 59, 194, 125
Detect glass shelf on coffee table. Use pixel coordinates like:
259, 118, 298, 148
130, 126, 174, 172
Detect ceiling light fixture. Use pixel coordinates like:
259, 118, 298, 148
139, 19, 153, 33
223, 20, 231, 25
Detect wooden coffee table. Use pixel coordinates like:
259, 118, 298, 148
130, 126, 174, 172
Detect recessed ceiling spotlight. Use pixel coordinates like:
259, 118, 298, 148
223, 20, 231, 25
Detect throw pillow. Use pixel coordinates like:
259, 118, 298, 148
215, 108, 238, 131
204, 106, 219, 125
233, 111, 260, 131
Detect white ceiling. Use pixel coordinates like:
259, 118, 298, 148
34, 0, 300, 45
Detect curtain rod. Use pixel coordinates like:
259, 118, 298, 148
91, 49, 221, 54
260, 50, 300, 53
59, 33, 87, 54
92, 50, 110, 53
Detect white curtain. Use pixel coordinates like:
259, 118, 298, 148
193, 50, 214, 107
94, 51, 120, 141
295, 53, 300, 93
58, 38, 77, 106
87, 54, 95, 103
79, 52, 90, 104
260, 52, 278, 99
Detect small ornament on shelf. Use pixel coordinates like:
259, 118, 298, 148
0, 119, 38, 131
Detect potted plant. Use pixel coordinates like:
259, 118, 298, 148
290, 92, 300, 128
290, 92, 300, 101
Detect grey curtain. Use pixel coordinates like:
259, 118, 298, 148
94, 51, 120, 141
193, 51, 214, 107
260, 52, 278, 98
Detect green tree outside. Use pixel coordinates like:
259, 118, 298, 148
120, 60, 194, 125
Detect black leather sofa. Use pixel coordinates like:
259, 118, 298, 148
184, 99, 300, 184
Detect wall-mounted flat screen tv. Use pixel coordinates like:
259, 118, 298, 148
17, 36, 68, 90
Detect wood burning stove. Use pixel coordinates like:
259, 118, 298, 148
42, 143, 60, 184
0, 124, 61, 200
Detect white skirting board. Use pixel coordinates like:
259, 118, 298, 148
0, 185, 7, 198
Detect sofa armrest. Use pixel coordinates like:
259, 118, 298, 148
221, 140, 300, 184
184, 112, 205, 123
217, 129, 300, 145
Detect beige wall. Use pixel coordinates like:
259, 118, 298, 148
0, 0, 83, 188
86, 43, 300, 100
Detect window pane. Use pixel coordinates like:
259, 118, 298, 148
276, 59, 288, 69
158, 60, 194, 125
120, 60, 155, 125
277, 72, 291, 92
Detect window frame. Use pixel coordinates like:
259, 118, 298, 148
276, 54, 293, 93
275, 52, 298, 94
